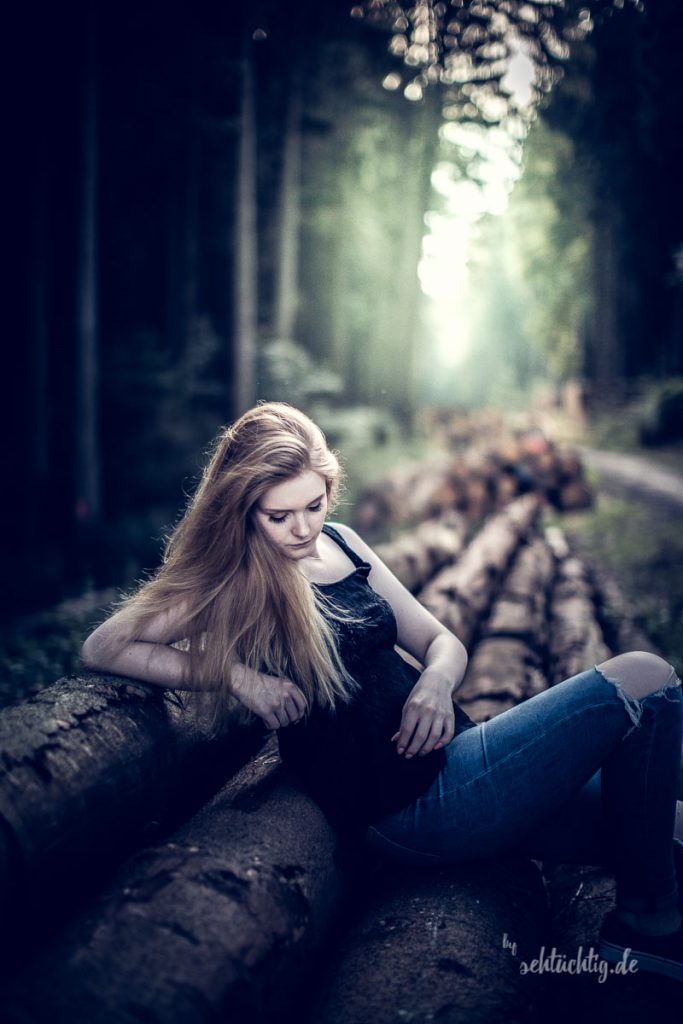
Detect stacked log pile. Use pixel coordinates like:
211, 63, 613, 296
353, 431, 592, 541
416, 493, 541, 650
0, 488, 676, 1023
455, 535, 555, 722
374, 510, 468, 594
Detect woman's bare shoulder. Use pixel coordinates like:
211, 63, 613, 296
325, 522, 380, 563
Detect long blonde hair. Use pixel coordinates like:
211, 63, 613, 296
113, 402, 359, 730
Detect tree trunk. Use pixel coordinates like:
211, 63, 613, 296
232, 40, 258, 416
167, 132, 199, 392
27, 154, 50, 534
74, 3, 100, 525
390, 99, 441, 430
590, 205, 624, 396
273, 73, 303, 343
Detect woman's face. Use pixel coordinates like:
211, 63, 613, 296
254, 470, 329, 560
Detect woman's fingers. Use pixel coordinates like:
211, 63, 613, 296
284, 680, 308, 717
395, 701, 434, 755
406, 719, 443, 757
261, 710, 282, 731
280, 679, 308, 722
394, 705, 455, 757
257, 677, 307, 729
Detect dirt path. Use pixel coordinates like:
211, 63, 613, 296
580, 446, 683, 509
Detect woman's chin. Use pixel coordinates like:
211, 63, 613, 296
286, 539, 316, 559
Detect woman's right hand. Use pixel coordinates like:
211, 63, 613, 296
231, 668, 308, 730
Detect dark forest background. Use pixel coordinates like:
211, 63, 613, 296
4, 0, 683, 621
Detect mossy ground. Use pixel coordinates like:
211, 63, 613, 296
555, 490, 683, 679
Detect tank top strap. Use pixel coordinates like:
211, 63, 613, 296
322, 523, 368, 568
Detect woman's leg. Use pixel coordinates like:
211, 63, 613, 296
510, 768, 683, 861
513, 653, 683, 932
366, 651, 683, 924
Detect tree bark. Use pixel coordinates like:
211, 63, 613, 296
306, 855, 548, 1024
548, 553, 611, 685
0, 674, 264, 965
418, 495, 541, 649
374, 511, 467, 593
0, 740, 361, 1024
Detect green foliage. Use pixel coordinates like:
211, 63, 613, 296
256, 338, 343, 407
102, 317, 227, 513
637, 378, 683, 446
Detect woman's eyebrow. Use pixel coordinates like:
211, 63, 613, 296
260, 492, 326, 514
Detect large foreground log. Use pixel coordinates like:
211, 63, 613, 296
0, 739, 361, 1024
418, 494, 541, 648
0, 673, 264, 961
304, 855, 549, 1024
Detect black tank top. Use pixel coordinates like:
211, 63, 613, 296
277, 524, 476, 830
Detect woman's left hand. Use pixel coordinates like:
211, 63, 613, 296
391, 670, 456, 758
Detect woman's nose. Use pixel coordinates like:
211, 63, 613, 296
292, 514, 310, 537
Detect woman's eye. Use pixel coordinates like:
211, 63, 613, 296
308, 502, 322, 512
269, 514, 288, 524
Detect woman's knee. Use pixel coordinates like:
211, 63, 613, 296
596, 651, 678, 701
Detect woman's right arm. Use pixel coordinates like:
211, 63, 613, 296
81, 606, 308, 727
80, 605, 198, 689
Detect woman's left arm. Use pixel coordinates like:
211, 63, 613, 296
332, 523, 468, 759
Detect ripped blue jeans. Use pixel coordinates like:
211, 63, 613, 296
365, 664, 683, 913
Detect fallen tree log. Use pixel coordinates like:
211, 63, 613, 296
374, 511, 467, 592
0, 738, 360, 1024
541, 860, 680, 1023
456, 638, 548, 723
351, 457, 456, 539
480, 536, 556, 648
2, 485, 670, 1023
546, 534, 611, 685
0, 673, 265, 963
450, 535, 554, 722
418, 494, 541, 648
304, 854, 549, 1024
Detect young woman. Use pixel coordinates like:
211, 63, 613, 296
82, 401, 683, 981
